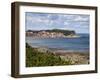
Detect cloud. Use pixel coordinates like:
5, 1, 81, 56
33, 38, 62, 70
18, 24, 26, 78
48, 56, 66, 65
26, 14, 50, 24
25, 12, 90, 33
73, 15, 89, 22
32, 18, 50, 23
64, 22, 69, 25
58, 14, 89, 22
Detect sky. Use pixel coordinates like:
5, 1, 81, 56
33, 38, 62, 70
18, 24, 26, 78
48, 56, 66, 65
25, 12, 90, 33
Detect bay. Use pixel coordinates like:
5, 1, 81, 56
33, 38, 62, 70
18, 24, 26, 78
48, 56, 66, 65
26, 34, 89, 52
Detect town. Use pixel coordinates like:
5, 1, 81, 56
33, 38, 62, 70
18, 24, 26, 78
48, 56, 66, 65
26, 29, 80, 38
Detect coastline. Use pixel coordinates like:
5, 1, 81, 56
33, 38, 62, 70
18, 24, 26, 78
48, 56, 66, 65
54, 50, 89, 65
32, 47, 89, 65
26, 34, 80, 39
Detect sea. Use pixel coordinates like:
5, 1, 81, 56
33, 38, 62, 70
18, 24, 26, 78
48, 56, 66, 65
26, 34, 89, 52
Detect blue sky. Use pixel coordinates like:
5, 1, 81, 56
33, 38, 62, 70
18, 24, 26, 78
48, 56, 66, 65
25, 12, 90, 33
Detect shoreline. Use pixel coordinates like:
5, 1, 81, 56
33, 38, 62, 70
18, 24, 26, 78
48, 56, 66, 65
26, 34, 80, 39
29, 45, 89, 53
54, 50, 89, 65
53, 49, 89, 54
32, 47, 89, 65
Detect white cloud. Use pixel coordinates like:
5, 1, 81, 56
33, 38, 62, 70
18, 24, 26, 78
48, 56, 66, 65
64, 22, 69, 25
73, 16, 89, 21
26, 15, 51, 24
32, 18, 50, 23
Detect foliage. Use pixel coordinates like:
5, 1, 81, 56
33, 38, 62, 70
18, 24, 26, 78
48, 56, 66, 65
46, 29, 75, 36
26, 43, 72, 67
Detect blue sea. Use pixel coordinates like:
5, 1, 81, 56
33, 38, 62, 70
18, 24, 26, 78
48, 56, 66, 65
26, 34, 89, 52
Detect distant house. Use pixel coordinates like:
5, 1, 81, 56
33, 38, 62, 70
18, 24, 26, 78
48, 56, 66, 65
26, 32, 33, 36
26, 29, 76, 38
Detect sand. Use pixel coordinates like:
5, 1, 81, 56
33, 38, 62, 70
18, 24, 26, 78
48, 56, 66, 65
54, 50, 89, 65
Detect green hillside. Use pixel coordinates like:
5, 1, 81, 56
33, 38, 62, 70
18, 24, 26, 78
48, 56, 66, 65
26, 43, 72, 67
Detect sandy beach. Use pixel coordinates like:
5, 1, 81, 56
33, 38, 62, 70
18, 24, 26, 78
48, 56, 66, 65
33, 47, 89, 65
54, 50, 89, 65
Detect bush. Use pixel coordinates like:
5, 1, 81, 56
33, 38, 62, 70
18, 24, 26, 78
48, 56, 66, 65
26, 43, 72, 67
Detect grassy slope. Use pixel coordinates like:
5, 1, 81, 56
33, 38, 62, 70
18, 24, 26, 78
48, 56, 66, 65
26, 43, 72, 67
